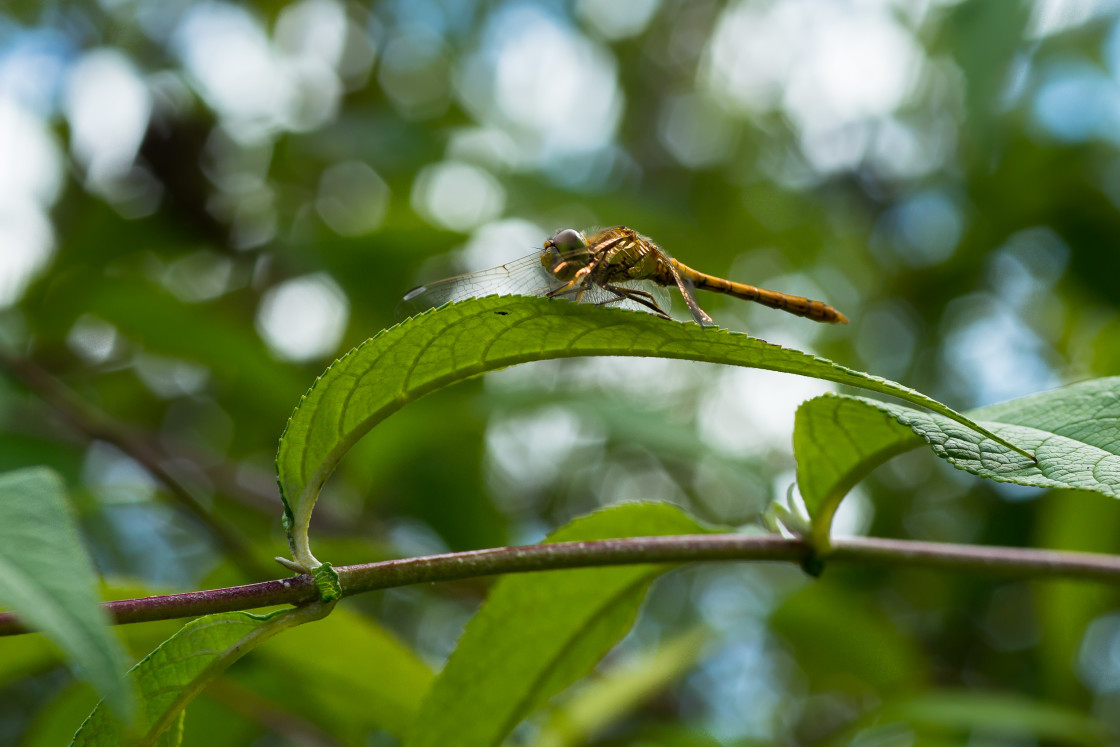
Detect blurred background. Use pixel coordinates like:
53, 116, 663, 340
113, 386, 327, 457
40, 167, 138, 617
3, 0, 1120, 743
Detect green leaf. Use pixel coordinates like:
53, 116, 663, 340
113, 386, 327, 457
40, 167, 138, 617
865, 690, 1114, 745
71, 603, 332, 746
404, 502, 708, 747
794, 395, 925, 546
534, 627, 711, 747
771, 582, 928, 694
1033, 489, 1120, 700
0, 467, 132, 721
794, 377, 1120, 544
0, 629, 58, 686
276, 296, 1026, 570
249, 606, 434, 739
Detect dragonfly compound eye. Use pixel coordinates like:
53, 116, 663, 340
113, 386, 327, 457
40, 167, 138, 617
546, 228, 586, 252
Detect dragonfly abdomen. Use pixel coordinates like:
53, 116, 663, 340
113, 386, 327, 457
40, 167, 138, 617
672, 261, 848, 324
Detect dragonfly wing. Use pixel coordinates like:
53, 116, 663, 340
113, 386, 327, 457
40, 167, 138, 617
576, 279, 673, 317
398, 246, 686, 323
397, 252, 560, 319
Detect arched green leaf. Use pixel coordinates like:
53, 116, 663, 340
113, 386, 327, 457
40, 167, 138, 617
276, 296, 1030, 570
0, 467, 132, 722
71, 604, 332, 746
794, 377, 1120, 545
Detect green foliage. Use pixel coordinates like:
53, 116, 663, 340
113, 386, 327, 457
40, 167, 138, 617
772, 583, 928, 694
0, 468, 132, 721
49, 308, 1120, 744
405, 503, 707, 747
72, 605, 331, 746
277, 295, 1026, 571
855, 690, 1113, 745
795, 378, 1120, 545
1033, 489, 1120, 700
5, 0, 1120, 742
247, 607, 433, 740
535, 627, 711, 747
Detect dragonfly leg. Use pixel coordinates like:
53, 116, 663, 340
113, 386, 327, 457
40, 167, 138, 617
549, 258, 585, 277
547, 280, 587, 300
600, 284, 671, 320
663, 261, 716, 327
546, 264, 596, 300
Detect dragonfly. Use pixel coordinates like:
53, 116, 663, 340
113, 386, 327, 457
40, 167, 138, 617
398, 226, 848, 327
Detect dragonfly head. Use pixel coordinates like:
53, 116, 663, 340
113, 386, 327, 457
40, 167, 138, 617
541, 228, 589, 280
545, 228, 587, 252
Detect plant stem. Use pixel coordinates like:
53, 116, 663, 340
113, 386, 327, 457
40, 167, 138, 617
2, 533, 1119, 637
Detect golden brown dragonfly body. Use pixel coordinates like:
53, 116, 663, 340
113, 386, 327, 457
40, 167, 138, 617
400, 226, 848, 327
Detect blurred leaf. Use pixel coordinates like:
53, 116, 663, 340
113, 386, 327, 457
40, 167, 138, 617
343, 394, 507, 550
861, 690, 1114, 745
795, 378, 1120, 543
771, 582, 928, 694
277, 295, 1025, 570
0, 467, 132, 721
251, 606, 433, 739
610, 727, 731, 747
0, 634, 56, 689
945, 0, 1031, 157
176, 695, 255, 747
184, 682, 300, 747
404, 502, 709, 747
535, 627, 711, 747
20, 683, 100, 747
156, 713, 184, 747
1033, 489, 1120, 700
71, 604, 331, 746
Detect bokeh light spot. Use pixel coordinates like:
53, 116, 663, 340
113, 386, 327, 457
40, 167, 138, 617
460, 218, 547, 272
705, 0, 926, 174
256, 273, 350, 362
576, 0, 661, 40
377, 29, 451, 120
0, 97, 63, 207
67, 315, 123, 365
412, 160, 506, 232
64, 48, 151, 185
1032, 63, 1120, 143
658, 92, 738, 168
317, 161, 391, 236
881, 190, 964, 268
0, 206, 55, 309
457, 4, 622, 162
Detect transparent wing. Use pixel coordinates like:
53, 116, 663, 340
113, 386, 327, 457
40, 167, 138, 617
558, 278, 673, 317
397, 249, 674, 320
397, 252, 560, 319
